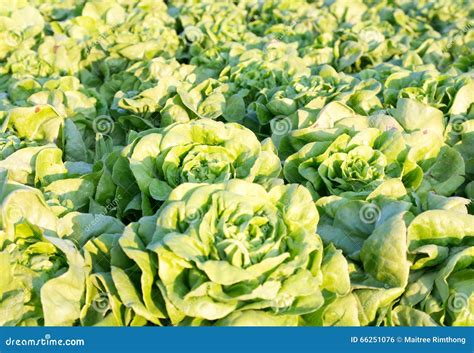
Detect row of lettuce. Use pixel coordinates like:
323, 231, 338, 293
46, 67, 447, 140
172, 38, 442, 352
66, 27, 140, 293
1, 106, 472, 325
0, 0, 473, 326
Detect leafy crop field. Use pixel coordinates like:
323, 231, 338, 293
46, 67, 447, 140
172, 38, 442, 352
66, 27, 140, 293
0, 0, 473, 326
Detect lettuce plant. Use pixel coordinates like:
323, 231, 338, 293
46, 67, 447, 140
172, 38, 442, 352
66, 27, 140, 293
0, 170, 86, 326
91, 119, 282, 220
282, 99, 466, 199
0, 0, 472, 327
122, 180, 325, 325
